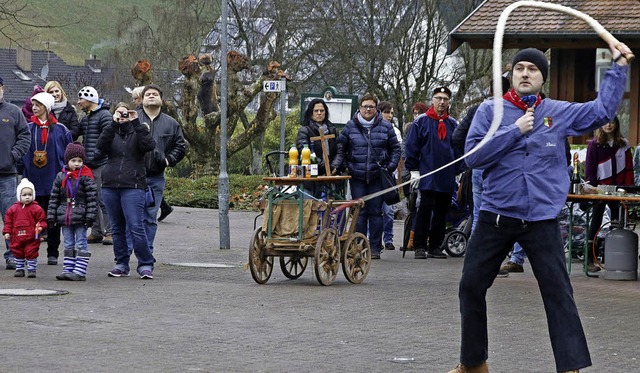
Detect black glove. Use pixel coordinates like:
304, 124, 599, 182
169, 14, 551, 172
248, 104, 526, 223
47, 220, 56, 227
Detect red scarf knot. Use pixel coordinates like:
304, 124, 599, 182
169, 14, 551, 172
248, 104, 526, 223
503, 88, 542, 111
31, 114, 58, 145
426, 106, 449, 141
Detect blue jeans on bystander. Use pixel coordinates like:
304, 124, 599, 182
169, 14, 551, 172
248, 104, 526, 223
0, 175, 17, 260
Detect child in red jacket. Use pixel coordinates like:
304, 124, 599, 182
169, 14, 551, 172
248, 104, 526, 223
2, 179, 47, 278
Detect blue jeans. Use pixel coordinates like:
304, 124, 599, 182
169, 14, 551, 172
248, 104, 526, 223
471, 169, 483, 233
459, 210, 591, 371
144, 175, 165, 254
382, 202, 394, 245
510, 242, 527, 265
103, 188, 154, 273
61, 225, 88, 253
350, 178, 383, 255
0, 175, 17, 260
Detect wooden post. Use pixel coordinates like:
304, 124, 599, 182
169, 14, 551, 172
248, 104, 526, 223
310, 132, 335, 176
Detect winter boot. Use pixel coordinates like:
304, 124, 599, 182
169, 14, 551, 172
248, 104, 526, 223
14, 258, 26, 277
68, 251, 91, 281
26, 258, 37, 278
56, 249, 77, 280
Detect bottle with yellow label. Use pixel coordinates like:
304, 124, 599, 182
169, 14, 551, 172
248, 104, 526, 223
301, 143, 311, 178
289, 145, 299, 178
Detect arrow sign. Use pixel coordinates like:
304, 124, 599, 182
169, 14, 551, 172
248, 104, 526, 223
263, 80, 286, 92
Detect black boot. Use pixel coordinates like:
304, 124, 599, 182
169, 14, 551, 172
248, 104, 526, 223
158, 198, 173, 222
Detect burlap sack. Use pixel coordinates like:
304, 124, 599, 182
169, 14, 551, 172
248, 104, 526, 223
263, 200, 326, 239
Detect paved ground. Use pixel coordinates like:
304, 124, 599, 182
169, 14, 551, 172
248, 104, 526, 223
1, 207, 639, 372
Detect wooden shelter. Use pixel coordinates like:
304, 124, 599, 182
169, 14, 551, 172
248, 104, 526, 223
448, 0, 640, 144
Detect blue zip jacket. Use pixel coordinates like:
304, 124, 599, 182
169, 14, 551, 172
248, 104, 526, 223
465, 63, 628, 221
404, 113, 462, 192
338, 111, 401, 183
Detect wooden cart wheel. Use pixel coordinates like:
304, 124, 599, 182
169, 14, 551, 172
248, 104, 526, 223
341, 232, 371, 284
314, 228, 340, 286
248, 227, 273, 284
280, 254, 308, 279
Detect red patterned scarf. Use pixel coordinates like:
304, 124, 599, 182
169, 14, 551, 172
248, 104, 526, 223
503, 88, 542, 111
426, 106, 449, 141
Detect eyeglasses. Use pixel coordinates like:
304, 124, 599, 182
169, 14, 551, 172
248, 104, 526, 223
360, 105, 376, 110
433, 96, 450, 102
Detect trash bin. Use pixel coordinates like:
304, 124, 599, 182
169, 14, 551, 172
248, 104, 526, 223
603, 228, 638, 281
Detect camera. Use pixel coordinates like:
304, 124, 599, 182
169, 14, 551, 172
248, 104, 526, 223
121, 111, 129, 118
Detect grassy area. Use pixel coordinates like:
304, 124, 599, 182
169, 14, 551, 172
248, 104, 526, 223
2, 0, 158, 65
165, 175, 266, 211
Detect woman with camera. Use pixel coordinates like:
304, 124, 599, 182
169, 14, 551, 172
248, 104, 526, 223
96, 102, 156, 279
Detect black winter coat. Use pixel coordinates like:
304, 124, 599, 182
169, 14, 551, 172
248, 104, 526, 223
47, 170, 98, 226
136, 110, 187, 176
295, 121, 343, 175
96, 118, 156, 189
55, 101, 81, 141
79, 101, 112, 168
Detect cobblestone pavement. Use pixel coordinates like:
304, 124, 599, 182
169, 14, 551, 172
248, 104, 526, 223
1, 207, 638, 372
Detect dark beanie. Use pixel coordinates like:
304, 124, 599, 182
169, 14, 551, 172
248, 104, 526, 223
64, 142, 86, 164
512, 48, 549, 83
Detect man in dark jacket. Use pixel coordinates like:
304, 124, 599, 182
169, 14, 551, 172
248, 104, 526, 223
137, 84, 187, 254
337, 93, 401, 259
405, 86, 461, 260
77, 86, 113, 245
0, 76, 31, 269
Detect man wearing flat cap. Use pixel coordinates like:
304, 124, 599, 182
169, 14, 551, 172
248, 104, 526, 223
451, 43, 633, 373
404, 86, 462, 260
0, 76, 31, 269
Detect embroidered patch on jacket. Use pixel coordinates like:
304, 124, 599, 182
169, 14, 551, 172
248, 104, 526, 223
543, 117, 553, 128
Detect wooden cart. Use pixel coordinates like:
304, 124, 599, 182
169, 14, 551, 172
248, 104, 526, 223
248, 176, 371, 286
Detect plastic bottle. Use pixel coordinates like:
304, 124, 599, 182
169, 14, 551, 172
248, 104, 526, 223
289, 145, 299, 178
301, 143, 311, 178
310, 150, 318, 177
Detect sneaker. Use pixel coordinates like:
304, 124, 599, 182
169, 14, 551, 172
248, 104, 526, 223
501, 261, 524, 273
27, 270, 36, 278
158, 206, 174, 222
108, 268, 130, 277
496, 269, 509, 278
384, 242, 395, 251
139, 270, 154, 279
14, 269, 25, 277
47, 256, 58, 265
6, 258, 16, 270
427, 250, 447, 259
448, 362, 489, 373
414, 248, 427, 259
87, 233, 103, 244
66, 273, 86, 281
102, 234, 113, 245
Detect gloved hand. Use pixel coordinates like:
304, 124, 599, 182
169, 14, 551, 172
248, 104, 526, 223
410, 171, 420, 189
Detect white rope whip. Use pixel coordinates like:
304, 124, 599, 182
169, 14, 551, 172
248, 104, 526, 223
356, 0, 632, 204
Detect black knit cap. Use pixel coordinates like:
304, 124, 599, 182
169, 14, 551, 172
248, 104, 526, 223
512, 48, 549, 83
64, 142, 86, 164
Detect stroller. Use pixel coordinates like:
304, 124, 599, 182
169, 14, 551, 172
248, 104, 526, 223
402, 179, 472, 258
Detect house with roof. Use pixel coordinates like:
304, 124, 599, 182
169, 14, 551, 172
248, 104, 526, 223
448, 0, 640, 144
0, 47, 115, 107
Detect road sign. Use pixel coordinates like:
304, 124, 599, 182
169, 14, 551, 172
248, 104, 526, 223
263, 80, 286, 92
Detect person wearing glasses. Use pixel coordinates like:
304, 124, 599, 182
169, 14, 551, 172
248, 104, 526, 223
405, 86, 462, 260
337, 93, 401, 260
